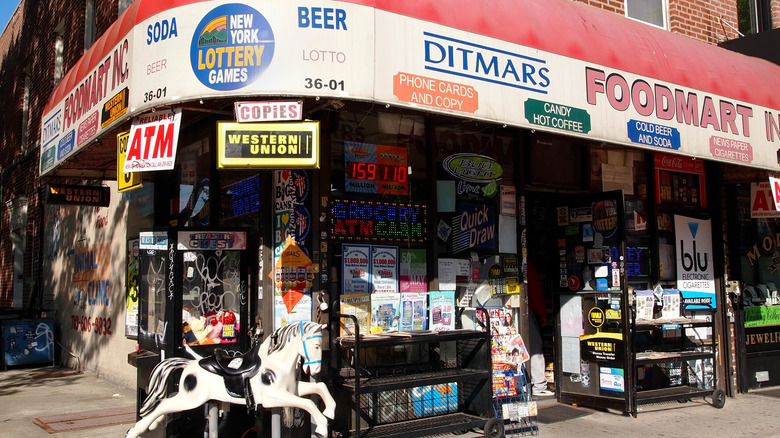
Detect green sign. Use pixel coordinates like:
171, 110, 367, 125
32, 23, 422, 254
524, 99, 591, 133
744, 305, 780, 327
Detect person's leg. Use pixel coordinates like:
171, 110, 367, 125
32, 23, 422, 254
528, 312, 550, 394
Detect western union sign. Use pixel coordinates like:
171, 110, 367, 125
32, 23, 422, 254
217, 121, 319, 168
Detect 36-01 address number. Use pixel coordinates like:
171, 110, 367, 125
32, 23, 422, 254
304, 78, 345, 91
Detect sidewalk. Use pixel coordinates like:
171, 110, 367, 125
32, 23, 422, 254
0, 366, 136, 437
3, 365, 780, 437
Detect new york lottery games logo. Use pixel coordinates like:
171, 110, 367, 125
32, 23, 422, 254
190, 3, 275, 91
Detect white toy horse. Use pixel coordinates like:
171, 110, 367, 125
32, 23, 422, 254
126, 321, 336, 438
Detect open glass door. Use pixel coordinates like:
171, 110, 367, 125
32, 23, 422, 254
553, 191, 633, 413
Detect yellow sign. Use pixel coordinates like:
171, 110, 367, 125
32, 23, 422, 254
588, 307, 605, 328
117, 132, 142, 192
217, 121, 320, 168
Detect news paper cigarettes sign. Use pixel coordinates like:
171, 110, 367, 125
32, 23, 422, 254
122, 109, 182, 172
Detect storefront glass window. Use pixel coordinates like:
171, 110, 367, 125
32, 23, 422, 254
177, 137, 212, 227
219, 171, 261, 230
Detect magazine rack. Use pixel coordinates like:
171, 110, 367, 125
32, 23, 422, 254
632, 302, 725, 412
331, 313, 501, 438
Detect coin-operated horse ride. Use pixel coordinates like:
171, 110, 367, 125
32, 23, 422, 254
126, 321, 335, 438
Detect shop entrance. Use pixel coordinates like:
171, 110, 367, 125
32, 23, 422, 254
526, 190, 632, 412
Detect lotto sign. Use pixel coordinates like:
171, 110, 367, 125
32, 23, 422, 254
189, 3, 275, 91
123, 109, 182, 172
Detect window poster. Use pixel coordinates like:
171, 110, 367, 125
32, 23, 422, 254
340, 294, 371, 337
343, 244, 371, 294
274, 293, 312, 329
400, 248, 427, 293
429, 290, 455, 331
370, 292, 401, 333
371, 245, 399, 294
400, 292, 428, 331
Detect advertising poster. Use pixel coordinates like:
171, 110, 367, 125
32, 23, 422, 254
400, 248, 427, 293
273, 170, 311, 330
339, 294, 371, 337
451, 202, 497, 253
400, 292, 428, 331
125, 239, 140, 338
271, 237, 313, 322
599, 367, 625, 392
343, 244, 371, 295
674, 215, 716, 308
371, 245, 399, 293
273, 170, 311, 258
370, 292, 401, 333
273, 293, 312, 329
429, 290, 455, 331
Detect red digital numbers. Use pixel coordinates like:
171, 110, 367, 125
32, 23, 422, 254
347, 162, 407, 183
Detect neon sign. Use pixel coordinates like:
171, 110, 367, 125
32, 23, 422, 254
330, 199, 426, 243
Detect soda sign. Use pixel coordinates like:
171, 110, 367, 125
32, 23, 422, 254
123, 108, 182, 172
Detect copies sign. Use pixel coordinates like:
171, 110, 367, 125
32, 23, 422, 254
234, 101, 302, 122
123, 109, 182, 172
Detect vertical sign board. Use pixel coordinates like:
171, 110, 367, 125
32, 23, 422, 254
117, 131, 142, 192
675, 215, 716, 308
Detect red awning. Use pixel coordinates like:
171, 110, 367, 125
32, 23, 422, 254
341, 0, 780, 110
42, 0, 209, 115
44, 0, 780, 116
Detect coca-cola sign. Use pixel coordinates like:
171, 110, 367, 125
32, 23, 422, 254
654, 153, 705, 174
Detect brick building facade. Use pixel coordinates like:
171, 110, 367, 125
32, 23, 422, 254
1, 0, 780, 399
0, 0, 120, 310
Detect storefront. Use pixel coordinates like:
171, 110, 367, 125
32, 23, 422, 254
36, 0, 780, 429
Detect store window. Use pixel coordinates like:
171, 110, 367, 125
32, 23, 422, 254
177, 137, 212, 227
625, 0, 668, 29
432, 121, 518, 299
21, 69, 30, 151
85, 0, 96, 50
53, 21, 65, 85
219, 171, 261, 229
329, 108, 427, 334
118, 0, 134, 16
738, 0, 772, 35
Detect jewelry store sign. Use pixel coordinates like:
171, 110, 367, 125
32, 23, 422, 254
217, 121, 319, 168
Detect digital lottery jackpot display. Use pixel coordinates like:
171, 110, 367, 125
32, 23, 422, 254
344, 142, 409, 196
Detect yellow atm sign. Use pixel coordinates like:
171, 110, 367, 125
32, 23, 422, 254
217, 121, 319, 168
117, 131, 142, 192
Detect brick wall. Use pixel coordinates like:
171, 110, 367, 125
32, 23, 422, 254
0, 0, 119, 310
577, 0, 740, 43
670, 0, 739, 42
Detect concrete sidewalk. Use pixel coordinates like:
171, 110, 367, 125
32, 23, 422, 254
0, 366, 136, 437
3, 365, 780, 437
